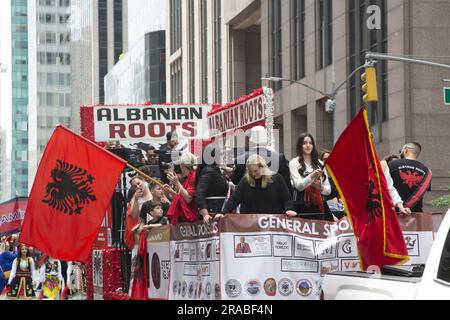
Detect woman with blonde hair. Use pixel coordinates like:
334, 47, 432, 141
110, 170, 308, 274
166, 152, 199, 225
222, 155, 296, 215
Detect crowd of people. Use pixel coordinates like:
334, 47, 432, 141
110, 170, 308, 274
1, 126, 431, 300
0, 236, 87, 300
127, 126, 431, 233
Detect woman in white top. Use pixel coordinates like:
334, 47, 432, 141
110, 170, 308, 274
289, 133, 333, 221
7, 245, 37, 300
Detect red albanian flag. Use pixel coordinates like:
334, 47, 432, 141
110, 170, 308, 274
19, 125, 127, 262
325, 108, 409, 270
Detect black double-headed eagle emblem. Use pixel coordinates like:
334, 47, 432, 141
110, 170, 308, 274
42, 160, 97, 215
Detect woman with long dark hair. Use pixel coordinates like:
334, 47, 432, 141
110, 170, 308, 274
289, 133, 333, 220
6, 245, 37, 300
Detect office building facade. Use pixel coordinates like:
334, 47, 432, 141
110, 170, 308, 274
28, 0, 73, 186
105, 30, 166, 105
166, 0, 450, 212
70, 0, 128, 132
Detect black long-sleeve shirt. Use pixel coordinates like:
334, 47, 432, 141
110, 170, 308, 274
196, 165, 229, 213
231, 147, 292, 194
222, 173, 293, 214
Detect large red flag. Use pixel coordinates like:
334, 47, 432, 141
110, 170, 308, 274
325, 108, 409, 270
19, 125, 127, 262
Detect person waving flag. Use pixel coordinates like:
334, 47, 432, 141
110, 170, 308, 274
19, 125, 127, 262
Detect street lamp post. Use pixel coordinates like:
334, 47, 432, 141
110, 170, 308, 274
262, 62, 371, 113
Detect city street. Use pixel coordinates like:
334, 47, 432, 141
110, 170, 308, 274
0, 0, 449, 306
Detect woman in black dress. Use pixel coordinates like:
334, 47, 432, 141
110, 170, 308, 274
222, 155, 296, 216
195, 143, 229, 224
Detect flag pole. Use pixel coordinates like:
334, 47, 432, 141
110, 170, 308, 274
126, 164, 177, 195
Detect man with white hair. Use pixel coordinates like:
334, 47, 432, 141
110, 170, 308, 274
231, 126, 292, 194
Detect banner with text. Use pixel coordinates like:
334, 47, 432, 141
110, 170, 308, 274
0, 197, 28, 238
207, 89, 269, 138
148, 225, 171, 300
168, 220, 221, 300
93, 105, 210, 146
220, 214, 434, 300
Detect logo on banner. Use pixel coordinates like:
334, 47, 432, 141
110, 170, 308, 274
197, 282, 203, 299
404, 234, 420, 256
278, 278, 294, 297
338, 236, 358, 258
264, 278, 277, 297
42, 160, 97, 215
225, 279, 242, 298
245, 280, 261, 296
341, 259, 361, 272
296, 279, 313, 297
205, 282, 212, 299
215, 283, 221, 300
188, 281, 194, 299
151, 253, 161, 289
181, 281, 187, 298
342, 239, 353, 254
172, 280, 178, 297
320, 260, 339, 276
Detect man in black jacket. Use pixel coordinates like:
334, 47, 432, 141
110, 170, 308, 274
389, 142, 432, 213
231, 126, 292, 194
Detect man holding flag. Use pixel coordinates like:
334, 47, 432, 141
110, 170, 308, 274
325, 108, 409, 271
19, 125, 128, 263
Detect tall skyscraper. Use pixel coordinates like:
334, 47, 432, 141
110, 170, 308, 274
10, 0, 29, 198
28, 0, 73, 187
104, 0, 166, 105
70, 0, 128, 132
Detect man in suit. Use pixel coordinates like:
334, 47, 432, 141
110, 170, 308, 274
235, 236, 252, 254
232, 126, 292, 194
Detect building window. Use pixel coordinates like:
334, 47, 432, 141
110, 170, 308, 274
437, 229, 450, 284
214, 0, 222, 104
348, 0, 387, 125
170, 0, 182, 54
188, 0, 196, 103
200, 0, 208, 103
98, 0, 108, 104
292, 0, 305, 80
114, 0, 123, 63
271, 0, 282, 91
171, 59, 183, 103
316, 0, 333, 69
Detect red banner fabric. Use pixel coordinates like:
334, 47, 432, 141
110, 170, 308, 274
19, 125, 127, 262
0, 197, 28, 237
325, 108, 409, 270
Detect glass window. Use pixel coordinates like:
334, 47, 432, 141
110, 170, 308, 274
214, 0, 222, 104
200, 0, 208, 103
437, 229, 450, 284
347, 0, 387, 124
293, 0, 305, 80
316, 0, 333, 69
271, 0, 282, 91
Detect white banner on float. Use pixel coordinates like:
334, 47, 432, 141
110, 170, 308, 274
148, 226, 171, 300
169, 221, 221, 300
220, 214, 434, 301
93, 104, 210, 146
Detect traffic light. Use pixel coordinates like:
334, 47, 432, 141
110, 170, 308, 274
361, 67, 379, 103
